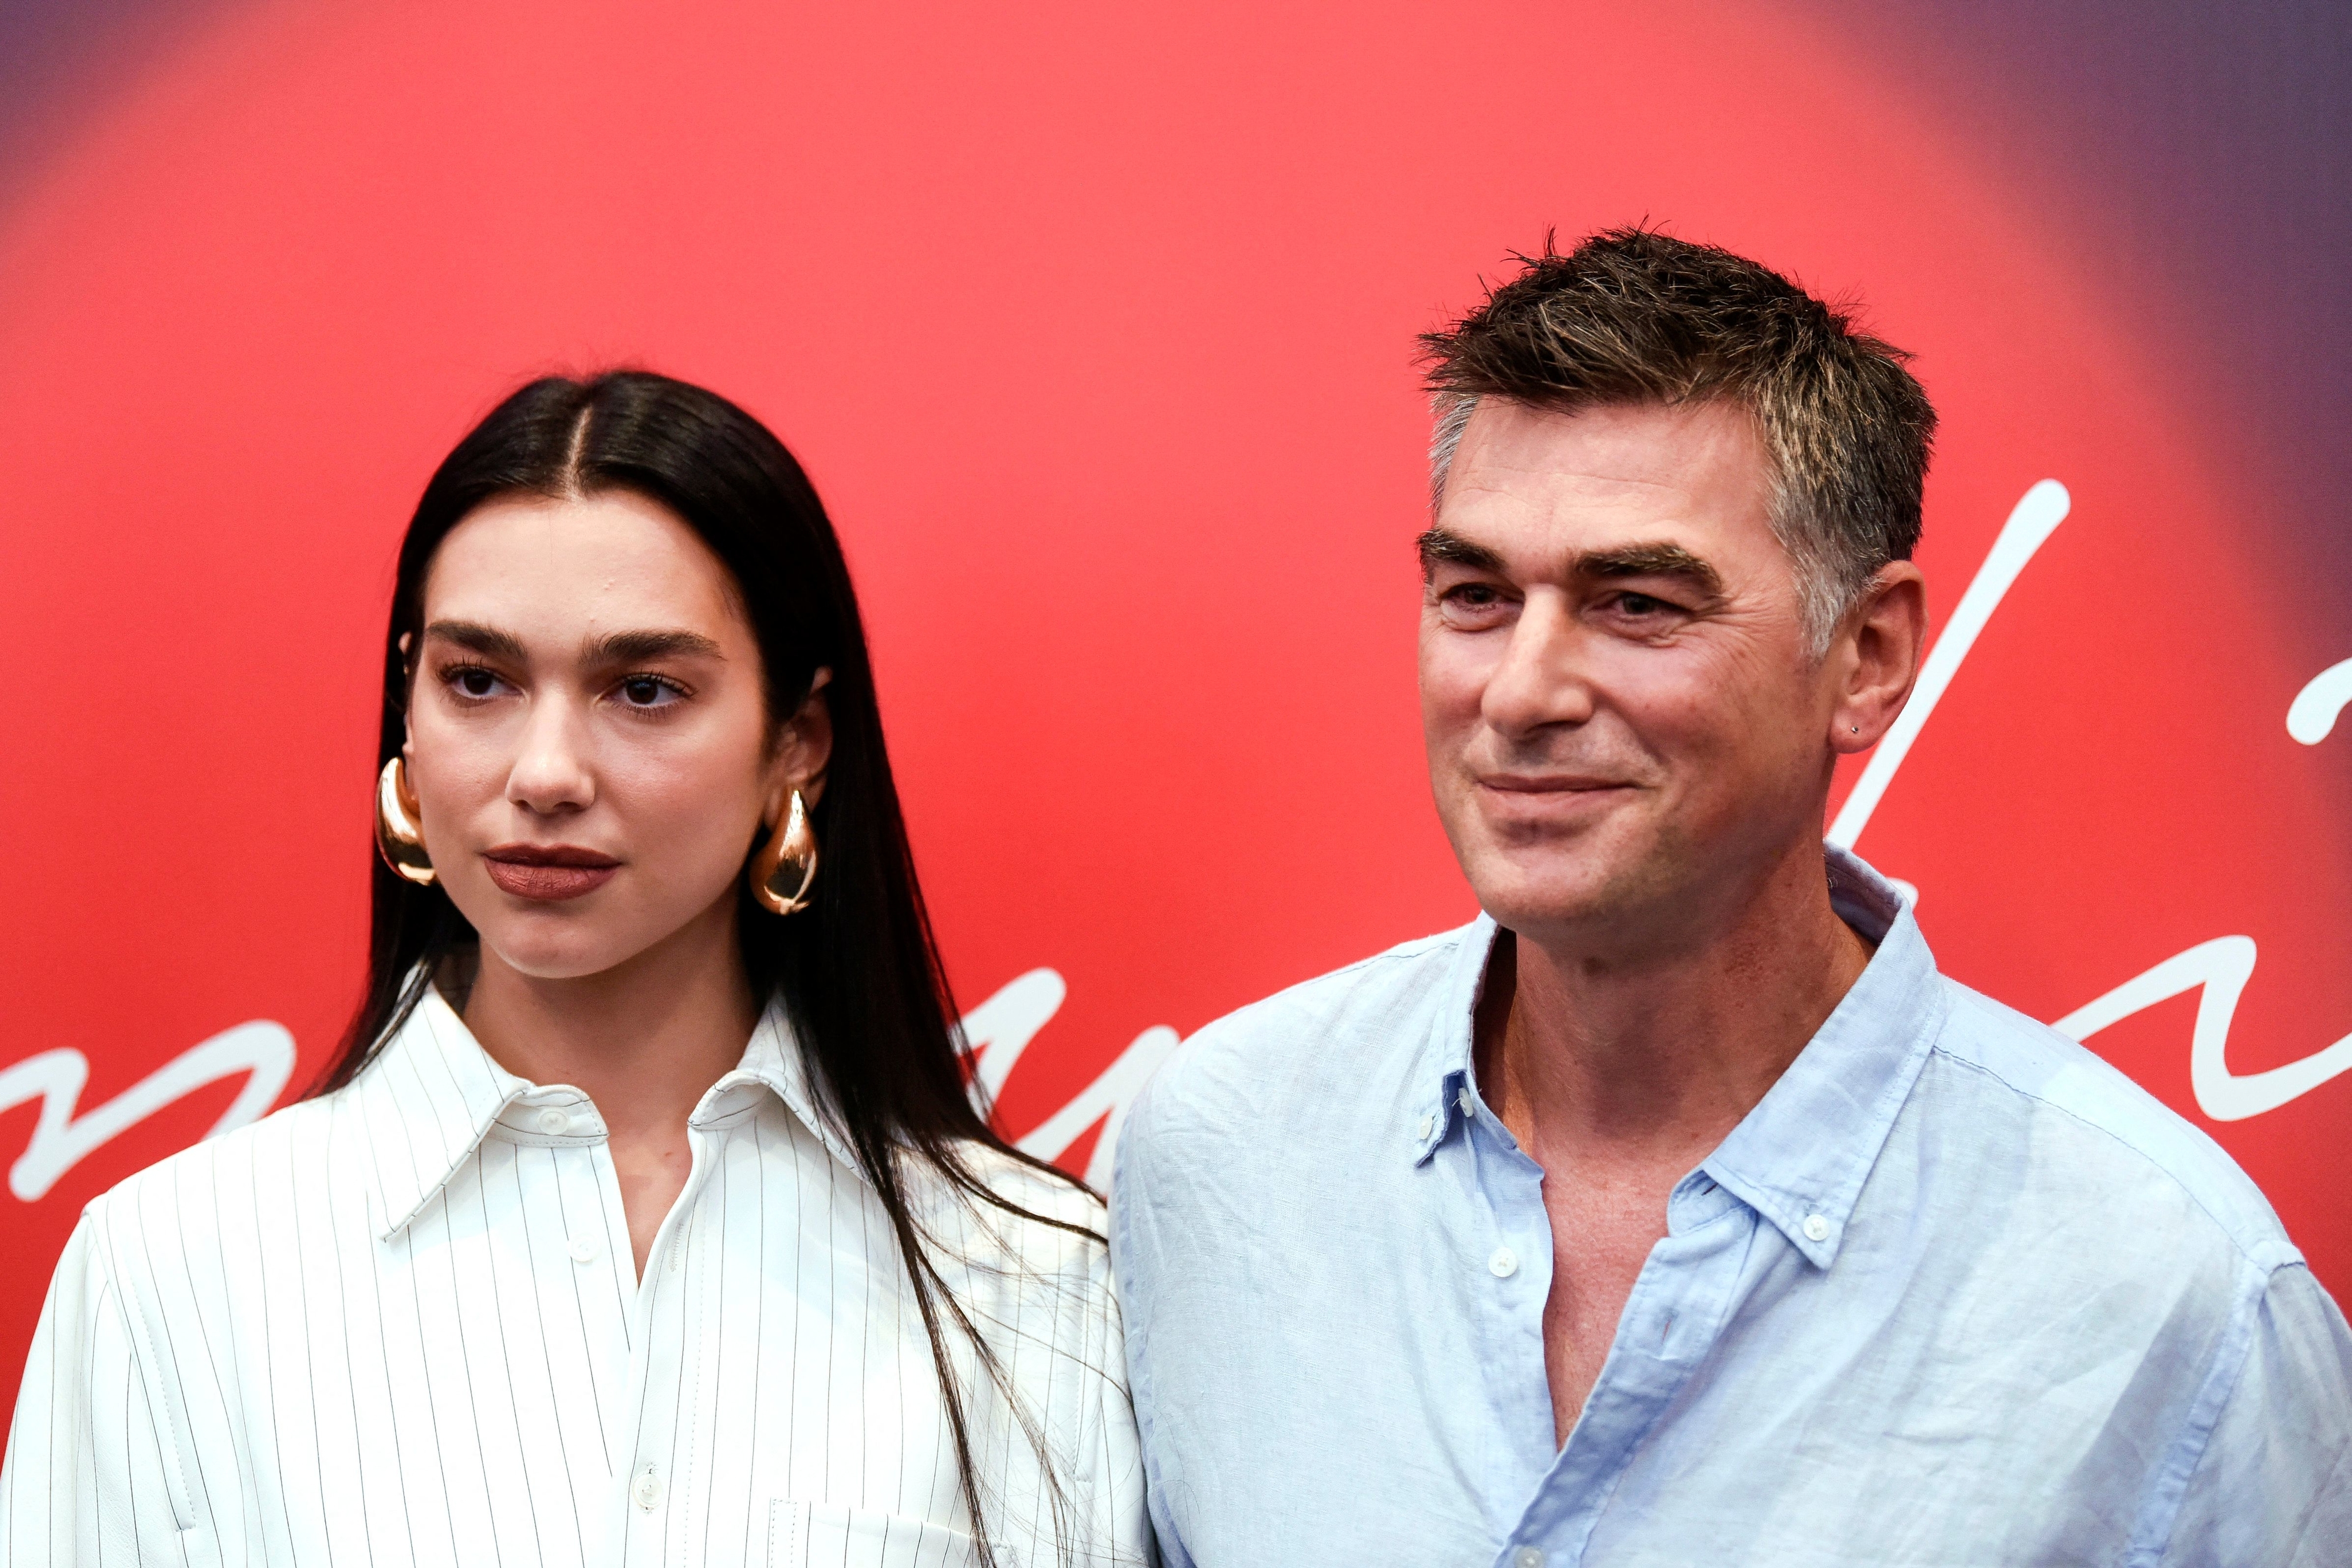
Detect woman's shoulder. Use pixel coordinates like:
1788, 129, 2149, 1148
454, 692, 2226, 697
78, 1089, 362, 1264
912, 1139, 1108, 1277
963, 1138, 1104, 1219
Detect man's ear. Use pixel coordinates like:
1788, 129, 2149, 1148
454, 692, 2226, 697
1830, 563, 1927, 755
767, 667, 836, 819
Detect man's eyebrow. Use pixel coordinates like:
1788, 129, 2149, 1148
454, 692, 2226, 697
1571, 543, 1723, 598
1415, 527, 1508, 574
422, 620, 529, 661
586, 628, 726, 664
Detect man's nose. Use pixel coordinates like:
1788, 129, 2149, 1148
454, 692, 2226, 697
506, 696, 597, 815
1481, 591, 1596, 738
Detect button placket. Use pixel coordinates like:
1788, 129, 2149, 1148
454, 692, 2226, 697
1515, 1204, 1757, 1558
616, 1120, 719, 1543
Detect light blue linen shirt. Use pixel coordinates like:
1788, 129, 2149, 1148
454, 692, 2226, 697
1111, 849, 2352, 1567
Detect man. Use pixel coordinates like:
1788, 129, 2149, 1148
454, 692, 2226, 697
1110, 229, 2352, 1567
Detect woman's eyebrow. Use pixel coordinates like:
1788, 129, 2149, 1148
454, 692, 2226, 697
585, 628, 726, 663
422, 619, 529, 661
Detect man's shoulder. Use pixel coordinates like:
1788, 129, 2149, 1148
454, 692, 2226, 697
1926, 977, 2297, 1273
1122, 922, 1479, 1154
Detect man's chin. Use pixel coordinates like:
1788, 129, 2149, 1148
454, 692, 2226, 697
1466, 865, 1645, 939
1471, 822, 1730, 932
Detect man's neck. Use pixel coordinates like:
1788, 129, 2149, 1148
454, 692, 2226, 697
460, 900, 759, 1145
1476, 840, 1872, 1165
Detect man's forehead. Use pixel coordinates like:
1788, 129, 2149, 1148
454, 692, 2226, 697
1435, 399, 1776, 567
1449, 397, 1766, 499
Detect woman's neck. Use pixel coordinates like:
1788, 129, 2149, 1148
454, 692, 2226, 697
459, 895, 760, 1147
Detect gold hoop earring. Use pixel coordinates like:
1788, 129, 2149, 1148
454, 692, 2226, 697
749, 788, 818, 915
375, 756, 437, 887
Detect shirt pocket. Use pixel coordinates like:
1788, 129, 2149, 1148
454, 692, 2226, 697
766, 1499, 983, 1568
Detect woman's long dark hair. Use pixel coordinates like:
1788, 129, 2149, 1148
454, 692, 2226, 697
317, 370, 1096, 1564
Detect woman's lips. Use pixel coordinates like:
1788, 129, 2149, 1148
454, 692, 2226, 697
482, 846, 621, 902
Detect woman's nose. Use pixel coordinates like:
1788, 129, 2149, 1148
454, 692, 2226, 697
505, 698, 597, 815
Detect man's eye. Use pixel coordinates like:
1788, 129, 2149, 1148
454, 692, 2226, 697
1445, 584, 1501, 607
1615, 592, 1677, 617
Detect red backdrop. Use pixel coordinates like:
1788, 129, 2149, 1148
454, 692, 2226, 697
4, 0, 2348, 1419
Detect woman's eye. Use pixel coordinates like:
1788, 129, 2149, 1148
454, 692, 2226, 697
443, 666, 509, 700
617, 676, 683, 708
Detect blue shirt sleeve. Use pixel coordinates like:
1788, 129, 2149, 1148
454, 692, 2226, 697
1111, 1075, 1193, 1568
2158, 1263, 2352, 1566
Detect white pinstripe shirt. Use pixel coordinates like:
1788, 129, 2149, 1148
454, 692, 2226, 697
1, 987, 1148, 1567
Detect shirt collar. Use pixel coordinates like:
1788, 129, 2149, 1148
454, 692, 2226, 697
1411, 910, 1498, 1164
1700, 847, 1944, 1268
1409, 847, 1945, 1270
352, 981, 865, 1242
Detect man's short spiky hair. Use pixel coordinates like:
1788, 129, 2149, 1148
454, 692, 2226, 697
1420, 227, 1937, 649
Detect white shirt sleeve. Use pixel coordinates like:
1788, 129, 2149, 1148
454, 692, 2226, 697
1083, 1247, 1155, 1568
2, 1213, 215, 1561
2159, 1262, 2352, 1567
3, 1209, 209, 1566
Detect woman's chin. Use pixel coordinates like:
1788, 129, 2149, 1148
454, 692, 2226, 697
474, 928, 657, 985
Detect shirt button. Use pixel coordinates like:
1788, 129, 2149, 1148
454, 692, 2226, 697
534, 1107, 571, 1135
1514, 1548, 1545, 1568
1802, 1213, 1831, 1242
632, 1463, 662, 1510
1489, 1246, 1518, 1278
1458, 1086, 1476, 1116
1416, 1114, 1435, 1142
567, 1236, 598, 1265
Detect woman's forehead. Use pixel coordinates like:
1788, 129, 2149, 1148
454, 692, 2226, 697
423, 490, 752, 646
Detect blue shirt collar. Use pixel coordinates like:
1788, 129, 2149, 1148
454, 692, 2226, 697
1409, 846, 1946, 1269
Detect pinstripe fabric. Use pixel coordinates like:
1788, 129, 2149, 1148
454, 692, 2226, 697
1, 988, 1148, 1568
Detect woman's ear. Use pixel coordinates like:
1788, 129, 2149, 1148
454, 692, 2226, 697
768, 667, 835, 816
398, 635, 418, 757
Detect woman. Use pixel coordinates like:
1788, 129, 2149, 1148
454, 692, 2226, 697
1, 372, 1148, 1567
